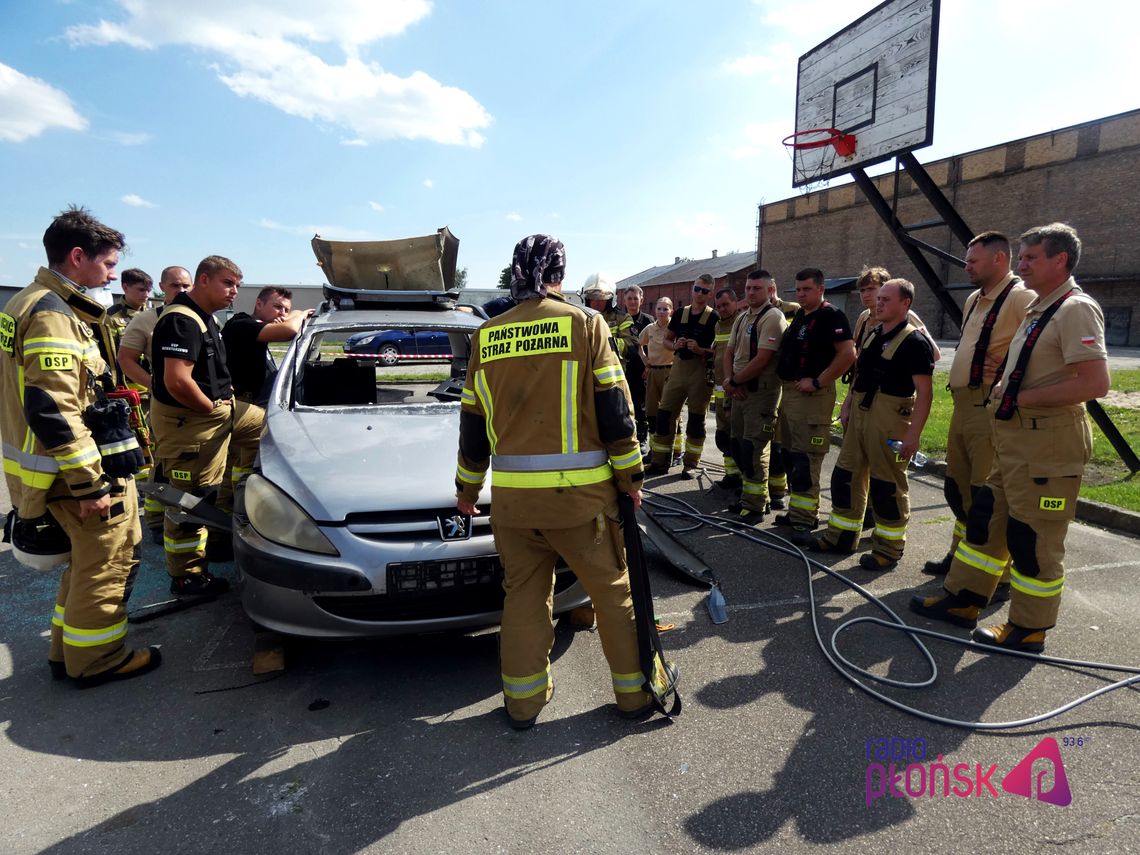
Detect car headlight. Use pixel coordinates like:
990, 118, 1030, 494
244, 474, 339, 555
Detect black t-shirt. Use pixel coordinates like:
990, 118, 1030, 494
222, 312, 274, 403
852, 322, 935, 397
151, 292, 232, 406
625, 311, 654, 370
667, 304, 717, 360
776, 302, 853, 381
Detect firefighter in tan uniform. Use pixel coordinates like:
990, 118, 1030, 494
773, 268, 856, 544
150, 256, 264, 596
582, 274, 637, 367
0, 207, 159, 685
638, 297, 681, 460
647, 274, 718, 476
456, 235, 653, 729
921, 233, 1034, 577
911, 223, 1109, 652
724, 270, 788, 523
809, 280, 935, 569
766, 276, 799, 508
711, 287, 741, 490
118, 265, 194, 540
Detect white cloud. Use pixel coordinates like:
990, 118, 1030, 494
66, 1, 492, 147
505, 212, 522, 222
121, 193, 156, 208
341, 137, 367, 146
107, 130, 152, 145
730, 120, 792, 161
423, 179, 433, 189
724, 42, 796, 86
257, 218, 373, 240
368, 201, 384, 212
0, 62, 88, 142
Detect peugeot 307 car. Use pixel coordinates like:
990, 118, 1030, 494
233, 229, 589, 637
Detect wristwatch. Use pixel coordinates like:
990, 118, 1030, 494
811, 377, 821, 390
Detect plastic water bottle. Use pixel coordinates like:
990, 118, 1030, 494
886, 439, 928, 467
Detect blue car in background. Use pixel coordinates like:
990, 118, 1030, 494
343, 328, 454, 366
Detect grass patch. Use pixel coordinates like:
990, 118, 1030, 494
837, 369, 1140, 512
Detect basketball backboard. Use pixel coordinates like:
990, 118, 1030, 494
790, 0, 940, 187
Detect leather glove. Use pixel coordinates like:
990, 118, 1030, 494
84, 398, 145, 478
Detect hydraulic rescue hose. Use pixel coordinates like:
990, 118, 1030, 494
642, 489, 1140, 731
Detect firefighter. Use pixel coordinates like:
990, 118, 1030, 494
764, 273, 798, 509
842, 265, 941, 532
724, 270, 788, 523
222, 286, 309, 406
107, 268, 152, 341
773, 268, 856, 544
0, 206, 159, 685
621, 285, 655, 454
911, 223, 1109, 652
808, 280, 934, 569
847, 266, 941, 360
646, 274, 719, 477
921, 232, 1034, 577
582, 274, 637, 368
711, 287, 742, 492
150, 256, 265, 596
118, 266, 193, 541
638, 297, 681, 460
455, 234, 653, 729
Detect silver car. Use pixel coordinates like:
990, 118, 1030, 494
233, 231, 588, 637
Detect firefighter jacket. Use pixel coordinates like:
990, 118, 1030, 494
602, 306, 638, 367
1, 268, 121, 517
713, 312, 739, 386
455, 291, 643, 529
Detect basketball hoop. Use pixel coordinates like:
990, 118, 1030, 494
782, 128, 858, 193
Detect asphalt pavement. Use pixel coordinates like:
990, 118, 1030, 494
1, 432, 1138, 853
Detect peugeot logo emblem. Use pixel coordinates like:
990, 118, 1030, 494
438, 513, 471, 541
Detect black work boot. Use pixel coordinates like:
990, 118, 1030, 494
922, 553, 953, 576
909, 591, 980, 628
171, 571, 231, 597
972, 622, 1046, 653
715, 474, 742, 490
76, 647, 163, 689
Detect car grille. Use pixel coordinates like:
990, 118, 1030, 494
344, 506, 493, 542
312, 560, 578, 622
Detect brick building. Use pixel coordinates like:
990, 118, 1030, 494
619, 249, 757, 309
757, 109, 1140, 345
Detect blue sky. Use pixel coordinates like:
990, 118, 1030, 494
1, 0, 1137, 294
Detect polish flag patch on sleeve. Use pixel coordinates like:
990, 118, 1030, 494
835, 328, 845, 334
1080, 335, 1097, 346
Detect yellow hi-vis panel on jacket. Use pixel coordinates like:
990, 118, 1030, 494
479, 317, 572, 363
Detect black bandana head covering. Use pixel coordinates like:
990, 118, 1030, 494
510, 234, 565, 301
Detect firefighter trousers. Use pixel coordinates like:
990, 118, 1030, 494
818, 392, 914, 560
651, 358, 713, 468
729, 380, 781, 512
646, 366, 681, 456
777, 382, 835, 526
943, 409, 1090, 629
942, 387, 1008, 579
151, 397, 264, 578
491, 505, 652, 721
712, 385, 738, 476
48, 478, 142, 678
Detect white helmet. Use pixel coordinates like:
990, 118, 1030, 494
3, 510, 70, 572
581, 272, 616, 302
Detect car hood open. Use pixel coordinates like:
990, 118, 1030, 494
258, 404, 484, 521
311, 227, 459, 292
